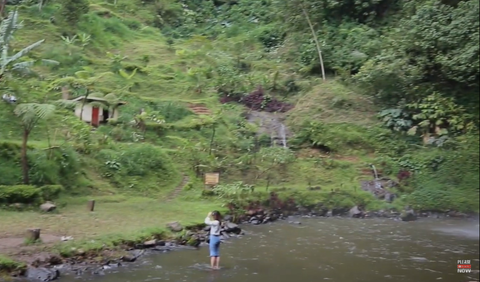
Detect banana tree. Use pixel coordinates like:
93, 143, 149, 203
118, 68, 137, 92
14, 102, 56, 184
1, 10, 59, 80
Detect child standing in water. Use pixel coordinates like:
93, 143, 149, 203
205, 211, 222, 269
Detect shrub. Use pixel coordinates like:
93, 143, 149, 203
0, 185, 41, 204
61, 0, 89, 27
119, 144, 174, 177
407, 187, 479, 213
28, 147, 81, 187
40, 185, 64, 201
256, 25, 286, 49
291, 121, 375, 152
149, 101, 193, 123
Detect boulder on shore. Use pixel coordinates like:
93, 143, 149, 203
40, 202, 56, 212
143, 239, 157, 248
349, 206, 364, 218
401, 209, 417, 221
166, 221, 183, 232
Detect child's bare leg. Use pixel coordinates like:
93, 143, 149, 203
214, 257, 220, 269
210, 257, 215, 269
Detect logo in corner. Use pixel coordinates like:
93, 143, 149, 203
457, 260, 472, 274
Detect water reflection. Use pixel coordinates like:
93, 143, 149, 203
207, 270, 220, 282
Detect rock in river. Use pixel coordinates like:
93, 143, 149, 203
26, 267, 60, 281
401, 209, 417, 222
121, 250, 145, 262
223, 222, 241, 234
349, 206, 364, 218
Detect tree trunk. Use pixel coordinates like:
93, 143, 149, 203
109, 106, 116, 119
21, 129, 30, 184
209, 124, 216, 155
301, 4, 326, 81
0, 0, 7, 18
79, 91, 89, 121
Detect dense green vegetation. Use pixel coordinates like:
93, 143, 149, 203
0, 0, 478, 222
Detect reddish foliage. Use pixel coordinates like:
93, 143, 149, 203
397, 170, 411, 183
220, 86, 293, 113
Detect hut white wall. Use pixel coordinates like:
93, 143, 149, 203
74, 105, 105, 122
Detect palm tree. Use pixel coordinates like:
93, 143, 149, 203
14, 103, 56, 184
103, 92, 120, 119
0, 9, 59, 80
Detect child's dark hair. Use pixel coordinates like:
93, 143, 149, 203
211, 210, 222, 221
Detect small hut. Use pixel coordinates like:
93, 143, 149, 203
72, 96, 126, 127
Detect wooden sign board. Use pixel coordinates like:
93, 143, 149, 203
204, 173, 219, 186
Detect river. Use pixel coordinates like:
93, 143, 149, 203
50, 217, 480, 282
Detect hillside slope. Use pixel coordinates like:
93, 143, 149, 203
0, 0, 478, 215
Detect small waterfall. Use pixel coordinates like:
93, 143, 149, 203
279, 123, 287, 148
370, 164, 383, 190
370, 164, 379, 179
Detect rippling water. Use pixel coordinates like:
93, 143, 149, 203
56, 218, 480, 282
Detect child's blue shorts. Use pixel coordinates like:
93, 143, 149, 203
209, 235, 221, 257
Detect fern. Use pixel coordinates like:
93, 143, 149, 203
14, 103, 56, 131
54, 99, 78, 110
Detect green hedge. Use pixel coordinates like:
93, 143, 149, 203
0, 185, 63, 205
0, 185, 40, 204
39, 185, 64, 201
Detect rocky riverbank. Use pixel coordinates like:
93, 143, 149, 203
3, 205, 477, 281
4, 220, 244, 281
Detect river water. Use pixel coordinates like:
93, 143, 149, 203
57, 217, 479, 282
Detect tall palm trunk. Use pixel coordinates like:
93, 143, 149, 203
301, 3, 326, 81
21, 129, 30, 184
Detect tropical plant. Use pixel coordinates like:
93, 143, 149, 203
378, 108, 412, 132
107, 52, 127, 73
103, 93, 121, 119
167, 136, 213, 177
0, 10, 58, 79
212, 182, 254, 200
406, 93, 475, 143
77, 33, 91, 49
254, 147, 296, 188
14, 103, 56, 184
118, 68, 137, 92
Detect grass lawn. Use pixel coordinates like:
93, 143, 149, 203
0, 194, 223, 255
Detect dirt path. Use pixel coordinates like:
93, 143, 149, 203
166, 174, 190, 201
0, 234, 61, 258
